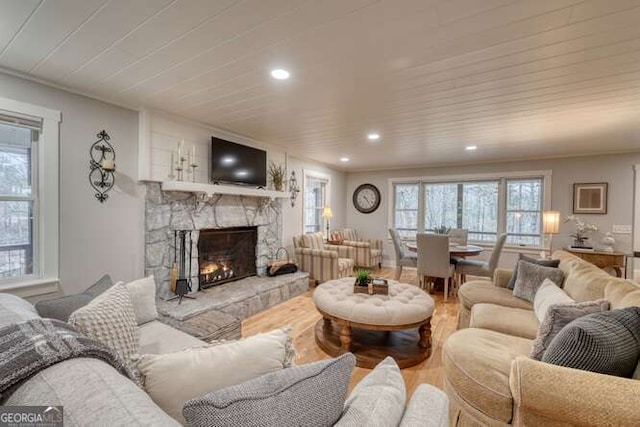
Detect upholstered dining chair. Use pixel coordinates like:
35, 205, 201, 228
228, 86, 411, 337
417, 233, 456, 302
455, 233, 507, 282
448, 228, 468, 246
389, 228, 417, 280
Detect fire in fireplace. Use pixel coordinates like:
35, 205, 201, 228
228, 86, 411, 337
198, 226, 257, 289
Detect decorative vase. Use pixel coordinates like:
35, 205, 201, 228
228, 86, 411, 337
601, 232, 615, 253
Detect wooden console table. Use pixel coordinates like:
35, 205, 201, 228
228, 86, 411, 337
566, 248, 628, 278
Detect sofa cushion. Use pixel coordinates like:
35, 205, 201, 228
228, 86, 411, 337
35, 274, 113, 321
443, 328, 532, 423
183, 353, 355, 427
604, 279, 640, 309
136, 329, 293, 424
459, 280, 533, 312
558, 253, 615, 302
336, 357, 406, 427
4, 358, 179, 426
0, 293, 40, 328
68, 282, 140, 369
506, 254, 560, 290
542, 307, 640, 378
125, 276, 158, 325
139, 320, 205, 354
469, 304, 539, 339
513, 261, 564, 303
530, 299, 610, 360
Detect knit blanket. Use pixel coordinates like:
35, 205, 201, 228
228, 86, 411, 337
0, 318, 135, 400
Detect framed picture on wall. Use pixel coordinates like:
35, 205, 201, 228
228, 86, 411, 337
573, 182, 608, 214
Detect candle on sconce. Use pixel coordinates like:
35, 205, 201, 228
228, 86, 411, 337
101, 159, 115, 171
191, 145, 196, 162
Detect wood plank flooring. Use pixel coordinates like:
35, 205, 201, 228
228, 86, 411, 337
242, 268, 459, 398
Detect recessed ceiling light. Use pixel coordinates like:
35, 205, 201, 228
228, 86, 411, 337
340, 157, 350, 162
367, 133, 380, 140
270, 69, 290, 80
465, 145, 478, 151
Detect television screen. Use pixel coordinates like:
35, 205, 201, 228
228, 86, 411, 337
211, 137, 267, 187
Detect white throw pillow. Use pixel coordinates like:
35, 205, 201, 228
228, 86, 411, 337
125, 275, 158, 325
533, 279, 573, 322
136, 328, 294, 424
335, 357, 406, 427
68, 282, 140, 369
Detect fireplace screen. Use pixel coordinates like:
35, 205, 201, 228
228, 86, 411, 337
198, 226, 257, 289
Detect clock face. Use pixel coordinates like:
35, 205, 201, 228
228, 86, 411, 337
353, 184, 381, 214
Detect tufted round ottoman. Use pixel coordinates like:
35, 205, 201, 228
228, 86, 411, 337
312, 277, 435, 368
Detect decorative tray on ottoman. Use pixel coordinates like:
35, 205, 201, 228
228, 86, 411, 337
354, 278, 389, 295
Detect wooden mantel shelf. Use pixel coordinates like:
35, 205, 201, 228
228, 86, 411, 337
161, 181, 287, 199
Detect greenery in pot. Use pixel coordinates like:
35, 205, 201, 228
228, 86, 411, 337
268, 162, 286, 191
355, 269, 371, 286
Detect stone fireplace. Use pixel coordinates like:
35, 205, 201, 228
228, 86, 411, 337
198, 226, 257, 288
144, 183, 282, 298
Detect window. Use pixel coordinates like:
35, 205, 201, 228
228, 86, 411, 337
0, 120, 38, 279
303, 171, 329, 234
0, 97, 60, 287
394, 183, 419, 238
392, 172, 549, 247
506, 178, 543, 246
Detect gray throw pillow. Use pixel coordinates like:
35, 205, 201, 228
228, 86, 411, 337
35, 274, 113, 321
512, 261, 564, 302
530, 299, 610, 360
507, 254, 560, 290
542, 307, 640, 378
182, 353, 356, 427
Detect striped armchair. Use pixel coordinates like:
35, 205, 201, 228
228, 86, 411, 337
330, 228, 383, 269
292, 233, 355, 285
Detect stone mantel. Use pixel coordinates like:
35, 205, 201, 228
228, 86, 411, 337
144, 182, 283, 298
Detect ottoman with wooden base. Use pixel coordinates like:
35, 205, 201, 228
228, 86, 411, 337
312, 277, 435, 368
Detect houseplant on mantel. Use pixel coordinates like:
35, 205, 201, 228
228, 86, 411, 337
268, 162, 286, 192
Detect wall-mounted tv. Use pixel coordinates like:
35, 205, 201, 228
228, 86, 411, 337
211, 137, 267, 187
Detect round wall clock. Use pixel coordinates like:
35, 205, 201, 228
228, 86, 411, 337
353, 183, 381, 214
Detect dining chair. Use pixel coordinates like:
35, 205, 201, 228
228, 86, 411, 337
448, 228, 468, 245
455, 233, 507, 283
389, 228, 417, 280
417, 233, 455, 302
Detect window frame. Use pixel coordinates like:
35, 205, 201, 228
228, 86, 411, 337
388, 170, 552, 249
0, 96, 60, 291
302, 169, 331, 237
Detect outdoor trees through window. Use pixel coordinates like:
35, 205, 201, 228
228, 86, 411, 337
393, 175, 545, 246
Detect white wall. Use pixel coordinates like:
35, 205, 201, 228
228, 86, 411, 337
0, 72, 143, 296
346, 152, 640, 269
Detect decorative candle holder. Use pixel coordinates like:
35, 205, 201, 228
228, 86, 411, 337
190, 162, 198, 182
89, 130, 116, 203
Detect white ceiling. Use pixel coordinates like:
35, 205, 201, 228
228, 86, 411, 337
2, 0, 640, 170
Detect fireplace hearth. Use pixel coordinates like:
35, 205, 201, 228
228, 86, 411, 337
198, 226, 257, 289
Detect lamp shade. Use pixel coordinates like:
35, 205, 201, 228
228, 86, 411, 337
322, 207, 333, 218
543, 211, 560, 234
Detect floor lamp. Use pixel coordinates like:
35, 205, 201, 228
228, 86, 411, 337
322, 207, 333, 239
542, 211, 560, 258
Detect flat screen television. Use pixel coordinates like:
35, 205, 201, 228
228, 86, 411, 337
211, 137, 267, 187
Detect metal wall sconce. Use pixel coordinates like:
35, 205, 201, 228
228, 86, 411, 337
289, 170, 300, 207
89, 130, 116, 203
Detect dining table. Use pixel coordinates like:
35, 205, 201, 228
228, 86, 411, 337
406, 242, 484, 258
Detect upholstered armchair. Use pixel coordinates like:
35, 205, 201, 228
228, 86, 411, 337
330, 228, 383, 269
292, 233, 355, 285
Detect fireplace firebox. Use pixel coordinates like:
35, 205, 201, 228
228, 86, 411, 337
198, 226, 257, 289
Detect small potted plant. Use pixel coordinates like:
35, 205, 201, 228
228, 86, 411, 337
268, 162, 286, 191
355, 269, 371, 287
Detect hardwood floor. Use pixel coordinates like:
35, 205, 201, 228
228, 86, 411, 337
242, 267, 459, 398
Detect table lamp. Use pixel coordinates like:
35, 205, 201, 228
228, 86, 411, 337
322, 207, 333, 238
542, 211, 560, 258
